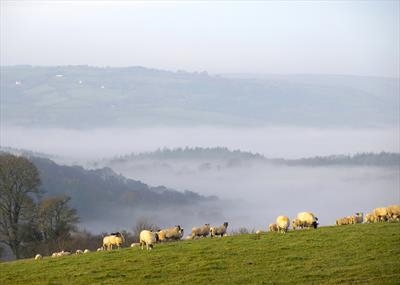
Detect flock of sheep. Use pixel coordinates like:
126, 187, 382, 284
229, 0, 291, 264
336, 205, 400, 225
33, 204, 399, 258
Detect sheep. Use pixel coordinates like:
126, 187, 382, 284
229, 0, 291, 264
83, 249, 90, 253
51, 252, 58, 258
291, 218, 302, 230
139, 230, 159, 250
131, 243, 140, 247
364, 213, 376, 223
157, 225, 184, 242
387, 205, 400, 221
354, 212, 363, 224
210, 222, 229, 237
34, 254, 42, 260
190, 224, 210, 239
296, 212, 318, 229
103, 232, 125, 250
372, 207, 389, 222
269, 223, 278, 232
276, 216, 290, 233
97, 247, 103, 252
75, 249, 83, 255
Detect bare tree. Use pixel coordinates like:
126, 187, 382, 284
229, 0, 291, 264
0, 154, 41, 259
132, 218, 159, 242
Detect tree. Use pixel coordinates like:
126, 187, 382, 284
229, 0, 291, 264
0, 154, 41, 259
37, 195, 79, 252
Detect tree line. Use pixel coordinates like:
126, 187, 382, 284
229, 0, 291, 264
0, 154, 79, 259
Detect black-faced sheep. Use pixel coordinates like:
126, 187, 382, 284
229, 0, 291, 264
210, 222, 228, 237
295, 212, 318, 229
103, 232, 125, 250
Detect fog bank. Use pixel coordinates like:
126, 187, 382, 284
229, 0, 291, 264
1, 126, 398, 160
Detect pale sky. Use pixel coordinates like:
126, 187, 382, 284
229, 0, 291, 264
1, 0, 399, 77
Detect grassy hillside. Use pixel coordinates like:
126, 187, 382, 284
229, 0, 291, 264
1, 223, 399, 285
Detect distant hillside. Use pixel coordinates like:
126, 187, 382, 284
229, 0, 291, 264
0, 151, 216, 231
102, 147, 400, 168
1, 66, 398, 128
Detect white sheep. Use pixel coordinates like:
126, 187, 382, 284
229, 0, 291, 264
276, 215, 290, 233
210, 222, 229, 237
158, 225, 184, 242
75, 249, 83, 255
139, 230, 159, 250
131, 243, 140, 247
97, 247, 104, 252
83, 249, 90, 253
295, 212, 318, 229
190, 224, 210, 239
34, 254, 42, 260
269, 223, 278, 232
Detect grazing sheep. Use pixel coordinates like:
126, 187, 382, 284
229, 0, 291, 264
291, 218, 302, 230
372, 207, 389, 222
83, 249, 90, 253
387, 205, 400, 221
158, 225, 184, 242
34, 254, 42, 260
269, 223, 278, 232
210, 222, 229, 237
103, 232, 125, 250
296, 212, 318, 229
364, 213, 375, 223
75, 249, 83, 255
139, 230, 159, 250
191, 224, 211, 239
51, 252, 58, 258
276, 216, 290, 233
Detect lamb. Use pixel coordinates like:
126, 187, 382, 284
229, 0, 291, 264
139, 230, 159, 250
157, 225, 184, 242
296, 212, 318, 229
276, 216, 290, 233
190, 224, 210, 239
103, 232, 125, 250
75, 249, 83, 255
34, 254, 42, 260
269, 223, 278, 232
291, 218, 302, 230
210, 222, 229, 237
83, 249, 90, 253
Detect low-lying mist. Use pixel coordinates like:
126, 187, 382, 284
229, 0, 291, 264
1, 125, 399, 233
1, 125, 398, 160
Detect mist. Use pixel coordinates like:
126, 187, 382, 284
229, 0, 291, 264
1, 126, 398, 161
2, 125, 398, 233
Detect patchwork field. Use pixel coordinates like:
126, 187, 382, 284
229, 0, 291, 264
1, 223, 399, 285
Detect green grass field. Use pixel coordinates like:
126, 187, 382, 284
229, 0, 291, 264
1, 223, 399, 285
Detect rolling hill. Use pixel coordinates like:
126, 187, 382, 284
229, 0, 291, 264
0, 223, 399, 284
1, 66, 398, 128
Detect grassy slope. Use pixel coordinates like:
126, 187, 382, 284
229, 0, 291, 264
1, 223, 399, 285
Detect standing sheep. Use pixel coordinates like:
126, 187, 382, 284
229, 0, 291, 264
190, 224, 210, 239
372, 207, 389, 222
276, 216, 290, 233
139, 230, 159, 250
34, 254, 42, 260
387, 205, 400, 221
210, 222, 229, 237
296, 212, 318, 229
269, 223, 278, 232
103, 232, 125, 250
157, 225, 184, 242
